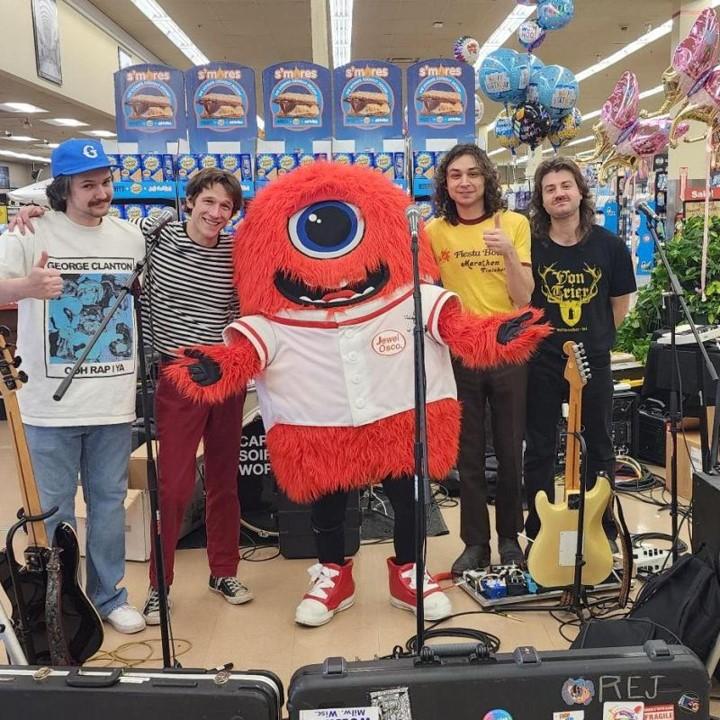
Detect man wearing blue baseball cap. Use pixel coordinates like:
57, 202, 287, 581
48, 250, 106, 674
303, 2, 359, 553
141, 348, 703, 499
0, 138, 147, 634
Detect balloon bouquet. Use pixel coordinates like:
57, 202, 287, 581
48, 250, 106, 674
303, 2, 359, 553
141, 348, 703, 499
586, 70, 689, 184
455, 0, 580, 157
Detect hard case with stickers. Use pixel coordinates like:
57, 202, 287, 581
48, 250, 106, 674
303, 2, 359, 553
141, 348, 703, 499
0, 665, 283, 719
287, 641, 709, 720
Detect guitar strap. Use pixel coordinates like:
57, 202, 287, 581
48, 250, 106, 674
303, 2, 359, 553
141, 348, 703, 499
45, 548, 72, 666
610, 492, 633, 608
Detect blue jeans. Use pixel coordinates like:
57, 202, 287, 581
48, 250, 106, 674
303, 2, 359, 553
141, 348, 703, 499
24, 423, 132, 618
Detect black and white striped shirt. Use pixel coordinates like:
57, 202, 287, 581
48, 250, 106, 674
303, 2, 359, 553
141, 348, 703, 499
137, 218, 238, 355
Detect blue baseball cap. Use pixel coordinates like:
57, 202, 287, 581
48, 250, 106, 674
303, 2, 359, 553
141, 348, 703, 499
51, 139, 112, 178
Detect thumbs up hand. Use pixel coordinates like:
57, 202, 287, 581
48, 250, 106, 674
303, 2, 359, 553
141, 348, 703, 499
26, 251, 63, 299
482, 213, 514, 258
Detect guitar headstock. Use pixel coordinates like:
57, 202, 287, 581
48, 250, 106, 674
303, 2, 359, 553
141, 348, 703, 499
0, 326, 27, 399
562, 341, 591, 389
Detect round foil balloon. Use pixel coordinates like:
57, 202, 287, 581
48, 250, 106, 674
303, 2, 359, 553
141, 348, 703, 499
477, 48, 530, 106
475, 94, 485, 125
513, 101, 552, 149
494, 109, 521, 151
518, 20, 546, 53
454, 36, 480, 65
548, 107, 582, 148
534, 64, 579, 119
537, 0, 575, 31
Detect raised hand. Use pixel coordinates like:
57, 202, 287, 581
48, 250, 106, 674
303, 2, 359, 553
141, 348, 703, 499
9, 205, 46, 235
482, 213, 514, 257
183, 348, 223, 386
26, 252, 62, 299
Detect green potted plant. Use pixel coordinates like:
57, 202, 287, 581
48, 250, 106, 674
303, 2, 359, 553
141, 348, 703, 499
615, 215, 720, 363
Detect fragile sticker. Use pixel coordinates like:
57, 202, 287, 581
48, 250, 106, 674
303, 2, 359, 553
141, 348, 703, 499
644, 705, 674, 720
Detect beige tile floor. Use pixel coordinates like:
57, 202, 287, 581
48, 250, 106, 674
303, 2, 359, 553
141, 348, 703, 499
0, 420, 716, 710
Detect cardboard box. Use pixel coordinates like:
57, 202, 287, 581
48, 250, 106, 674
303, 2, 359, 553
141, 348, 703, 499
75, 487, 151, 562
129, 440, 206, 539
664, 408, 717, 501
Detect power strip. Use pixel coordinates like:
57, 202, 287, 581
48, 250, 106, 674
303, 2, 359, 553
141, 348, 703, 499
632, 545, 671, 573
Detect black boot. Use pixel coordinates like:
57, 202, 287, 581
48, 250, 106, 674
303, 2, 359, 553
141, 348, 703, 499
498, 536, 525, 566
451, 544, 491, 577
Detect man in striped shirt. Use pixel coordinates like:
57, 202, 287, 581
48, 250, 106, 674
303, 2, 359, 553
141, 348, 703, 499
138, 168, 250, 623
12, 167, 251, 623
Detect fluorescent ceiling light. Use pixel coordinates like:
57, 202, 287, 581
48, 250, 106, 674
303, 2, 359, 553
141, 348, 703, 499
488, 148, 504, 157
576, 22, 672, 82
5, 135, 38, 143
127, 0, 265, 131
129, 0, 209, 65
83, 129, 117, 138
0, 102, 47, 113
475, 4, 536, 67
330, 0, 353, 68
43, 118, 89, 127
0, 149, 50, 163
35, 142, 59, 149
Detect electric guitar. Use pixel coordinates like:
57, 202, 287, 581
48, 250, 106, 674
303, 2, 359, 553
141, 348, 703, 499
0, 329, 103, 665
527, 341, 613, 588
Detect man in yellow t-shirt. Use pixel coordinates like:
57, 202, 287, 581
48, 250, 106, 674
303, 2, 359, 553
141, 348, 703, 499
426, 143, 534, 575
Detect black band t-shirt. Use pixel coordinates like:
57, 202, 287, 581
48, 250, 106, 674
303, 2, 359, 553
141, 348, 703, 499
531, 225, 637, 363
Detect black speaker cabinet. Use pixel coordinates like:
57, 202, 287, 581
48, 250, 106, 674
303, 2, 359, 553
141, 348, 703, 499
691, 470, 720, 562
277, 490, 361, 560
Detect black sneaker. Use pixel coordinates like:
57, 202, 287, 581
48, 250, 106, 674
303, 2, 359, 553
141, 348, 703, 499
142, 587, 172, 626
209, 576, 254, 605
451, 544, 491, 577
498, 536, 525, 567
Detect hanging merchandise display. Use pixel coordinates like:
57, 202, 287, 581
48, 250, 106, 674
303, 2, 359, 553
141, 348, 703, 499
113, 64, 188, 153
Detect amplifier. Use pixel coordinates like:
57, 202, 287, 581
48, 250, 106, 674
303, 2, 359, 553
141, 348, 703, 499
637, 402, 667, 466
691, 470, 720, 562
555, 390, 639, 472
277, 490, 361, 560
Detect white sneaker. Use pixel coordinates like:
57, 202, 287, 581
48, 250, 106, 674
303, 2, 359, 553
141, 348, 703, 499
105, 603, 146, 634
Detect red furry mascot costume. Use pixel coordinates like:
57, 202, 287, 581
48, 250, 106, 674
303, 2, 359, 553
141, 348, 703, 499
168, 162, 549, 626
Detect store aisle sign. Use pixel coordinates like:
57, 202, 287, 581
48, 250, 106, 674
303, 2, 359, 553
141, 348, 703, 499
113, 64, 187, 152
262, 62, 332, 152
407, 59, 475, 144
332, 61, 403, 149
185, 63, 257, 149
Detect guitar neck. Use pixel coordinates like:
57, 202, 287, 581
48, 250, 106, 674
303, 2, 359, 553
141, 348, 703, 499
4, 390, 49, 548
564, 385, 583, 493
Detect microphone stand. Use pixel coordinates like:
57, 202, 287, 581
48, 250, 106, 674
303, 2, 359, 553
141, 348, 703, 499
52, 232, 177, 668
643, 213, 720, 560
409, 218, 431, 653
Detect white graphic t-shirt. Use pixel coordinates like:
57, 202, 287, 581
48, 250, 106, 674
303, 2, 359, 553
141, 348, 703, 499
0, 212, 145, 426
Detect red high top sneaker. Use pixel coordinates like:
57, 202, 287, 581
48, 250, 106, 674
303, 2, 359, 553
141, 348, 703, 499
387, 557, 452, 621
295, 560, 355, 627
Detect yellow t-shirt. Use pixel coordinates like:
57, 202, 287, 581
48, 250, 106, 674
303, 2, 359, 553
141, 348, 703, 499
426, 210, 531, 316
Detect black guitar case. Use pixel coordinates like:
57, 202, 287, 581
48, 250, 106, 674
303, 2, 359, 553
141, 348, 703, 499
0, 665, 283, 720
288, 641, 709, 720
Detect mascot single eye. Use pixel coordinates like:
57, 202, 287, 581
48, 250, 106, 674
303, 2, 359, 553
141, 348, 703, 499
288, 201, 365, 259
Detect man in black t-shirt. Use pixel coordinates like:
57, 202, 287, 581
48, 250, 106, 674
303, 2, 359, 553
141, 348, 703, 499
524, 158, 636, 547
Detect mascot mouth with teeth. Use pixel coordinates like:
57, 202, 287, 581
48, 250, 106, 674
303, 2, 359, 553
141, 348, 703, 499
168, 161, 549, 627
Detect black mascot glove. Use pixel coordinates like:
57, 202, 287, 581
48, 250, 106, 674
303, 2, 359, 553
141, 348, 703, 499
497, 311, 533, 345
183, 348, 222, 386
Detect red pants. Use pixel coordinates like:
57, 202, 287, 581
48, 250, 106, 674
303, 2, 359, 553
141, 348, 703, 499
149, 371, 246, 587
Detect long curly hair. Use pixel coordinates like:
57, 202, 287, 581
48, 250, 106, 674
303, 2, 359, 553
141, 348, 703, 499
530, 157, 595, 244
433, 143, 503, 225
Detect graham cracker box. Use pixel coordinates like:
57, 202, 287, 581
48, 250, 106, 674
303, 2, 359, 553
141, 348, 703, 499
75, 487, 151, 562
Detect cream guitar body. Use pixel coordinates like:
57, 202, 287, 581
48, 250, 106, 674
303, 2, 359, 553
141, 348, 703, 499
528, 477, 613, 587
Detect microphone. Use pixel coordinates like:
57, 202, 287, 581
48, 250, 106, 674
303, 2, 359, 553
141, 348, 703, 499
405, 204, 421, 238
636, 202, 663, 226
143, 207, 177, 237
